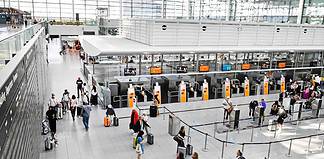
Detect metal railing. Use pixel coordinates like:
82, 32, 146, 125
162, 102, 324, 159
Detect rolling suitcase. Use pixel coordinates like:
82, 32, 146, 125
57, 107, 63, 119
77, 106, 82, 116
186, 144, 193, 155
113, 116, 119, 126
150, 105, 157, 117
147, 133, 154, 145
177, 146, 186, 157
45, 136, 53, 150
104, 116, 111, 127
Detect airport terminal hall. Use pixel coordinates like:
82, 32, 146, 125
1, 0, 324, 159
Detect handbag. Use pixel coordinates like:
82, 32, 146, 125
135, 143, 142, 154
173, 134, 182, 143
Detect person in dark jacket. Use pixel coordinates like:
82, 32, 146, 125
46, 106, 57, 137
76, 77, 83, 98
133, 116, 143, 133
177, 126, 186, 148
106, 104, 116, 121
249, 100, 258, 118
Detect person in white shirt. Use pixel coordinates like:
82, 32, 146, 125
48, 93, 59, 108
70, 95, 78, 121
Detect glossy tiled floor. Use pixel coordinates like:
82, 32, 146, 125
40, 39, 324, 159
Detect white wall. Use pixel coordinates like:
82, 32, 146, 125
48, 25, 99, 36
122, 19, 324, 46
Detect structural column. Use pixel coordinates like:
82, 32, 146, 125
297, 0, 305, 24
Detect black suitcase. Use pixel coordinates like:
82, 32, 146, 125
113, 116, 119, 126
77, 107, 82, 116
147, 133, 154, 145
150, 106, 157, 117
186, 144, 193, 155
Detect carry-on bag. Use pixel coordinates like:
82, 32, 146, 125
150, 105, 158, 117
147, 133, 154, 145
113, 116, 119, 126
104, 116, 111, 127
45, 136, 54, 150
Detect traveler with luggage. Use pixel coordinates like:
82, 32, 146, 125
48, 93, 59, 108
277, 107, 287, 132
223, 97, 233, 120
90, 85, 98, 106
259, 99, 267, 123
270, 101, 280, 116
70, 95, 78, 121
135, 130, 145, 159
62, 89, 70, 113
48, 93, 62, 119
174, 126, 186, 150
76, 77, 83, 98
236, 149, 245, 159
249, 100, 258, 118
106, 104, 119, 126
82, 103, 92, 131
130, 109, 139, 132
46, 106, 57, 144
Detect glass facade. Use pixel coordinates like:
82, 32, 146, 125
1, 0, 324, 24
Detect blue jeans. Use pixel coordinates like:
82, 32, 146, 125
83, 116, 89, 129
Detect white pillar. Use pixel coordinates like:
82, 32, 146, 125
297, 0, 305, 24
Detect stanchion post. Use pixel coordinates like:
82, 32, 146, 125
250, 126, 254, 142
241, 144, 245, 153
202, 133, 208, 152
307, 136, 312, 153
163, 106, 166, 120
267, 143, 271, 159
225, 130, 229, 147
221, 142, 225, 159
287, 139, 292, 157
213, 123, 217, 138
274, 123, 278, 138
321, 139, 324, 151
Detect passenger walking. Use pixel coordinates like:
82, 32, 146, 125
130, 109, 139, 132
277, 107, 287, 133
76, 77, 83, 98
62, 89, 70, 113
70, 95, 77, 121
259, 99, 267, 123
192, 152, 199, 159
174, 126, 186, 150
82, 103, 92, 131
46, 106, 57, 138
223, 97, 233, 120
90, 85, 98, 106
134, 116, 143, 133
135, 131, 145, 159
249, 100, 258, 119
48, 93, 59, 108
